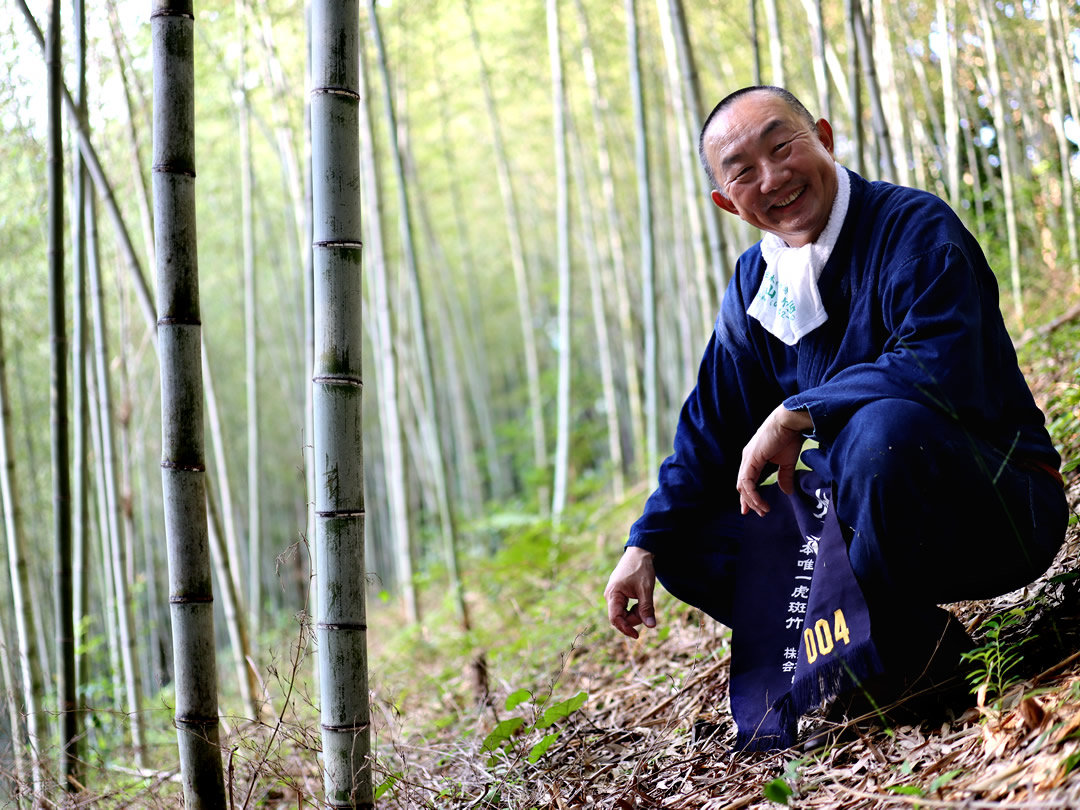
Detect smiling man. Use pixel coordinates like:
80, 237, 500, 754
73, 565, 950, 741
604, 86, 1067, 749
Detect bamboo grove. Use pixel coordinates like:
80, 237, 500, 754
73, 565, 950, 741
0, 0, 1078, 804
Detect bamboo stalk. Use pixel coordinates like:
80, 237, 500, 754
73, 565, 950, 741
152, 0, 227, 804
311, 0, 372, 804
548, 0, 572, 520
356, 28, 416, 624
626, 0, 658, 475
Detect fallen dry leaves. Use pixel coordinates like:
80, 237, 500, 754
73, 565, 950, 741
375, 474, 1080, 809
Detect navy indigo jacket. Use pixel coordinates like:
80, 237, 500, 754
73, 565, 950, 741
627, 168, 1059, 554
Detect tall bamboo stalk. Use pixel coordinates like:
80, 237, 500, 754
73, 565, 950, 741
656, 0, 713, 343
0, 293, 36, 804
368, 0, 474, 639
235, 0, 263, 640
1044, 4, 1079, 288
762, 0, 785, 85
89, 196, 146, 767
548, 0, 572, 520
71, 154, 92, 761
809, 0, 830, 120
45, 0, 67, 793
748, 0, 762, 85
626, 0, 658, 475
152, 0, 227, 804
574, 0, 641, 479
204, 482, 259, 720
464, 0, 548, 503
937, 0, 961, 209
202, 351, 246, 611
569, 119, 623, 500
669, 0, 730, 312
871, 0, 910, 187
311, 0, 372, 804
105, 0, 156, 265
356, 27, 416, 624
976, 0, 1023, 324
0, 603, 26, 804
430, 56, 507, 502
58, 0, 81, 790
844, 0, 863, 175
852, 0, 895, 180
86, 334, 122, 710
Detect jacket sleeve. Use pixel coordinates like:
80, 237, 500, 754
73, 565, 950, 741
782, 236, 1005, 443
627, 325, 781, 555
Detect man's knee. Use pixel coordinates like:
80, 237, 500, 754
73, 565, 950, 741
828, 399, 956, 486
819, 398, 1066, 602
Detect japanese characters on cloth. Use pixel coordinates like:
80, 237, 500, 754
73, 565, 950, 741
728, 468, 880, 751
746, 161, 850, 346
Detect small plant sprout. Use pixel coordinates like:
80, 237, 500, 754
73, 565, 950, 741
962, 607, 1036, 708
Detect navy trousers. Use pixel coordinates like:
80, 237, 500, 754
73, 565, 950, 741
654, 399, 1068, 668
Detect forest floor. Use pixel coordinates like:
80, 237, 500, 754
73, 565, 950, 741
367, 322, 1080, 808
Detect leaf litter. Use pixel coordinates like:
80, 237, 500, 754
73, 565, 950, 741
369, 484, 1080, 808
371, 348, 1080, 808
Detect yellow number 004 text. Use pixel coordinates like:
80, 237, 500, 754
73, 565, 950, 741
803, 609, 851, 664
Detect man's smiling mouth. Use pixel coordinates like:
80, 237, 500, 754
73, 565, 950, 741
772, 187, 805, 209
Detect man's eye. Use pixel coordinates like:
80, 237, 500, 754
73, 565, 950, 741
774, 140, 791, 153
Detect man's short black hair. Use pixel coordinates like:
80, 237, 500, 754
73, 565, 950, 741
698, 86, 817, 192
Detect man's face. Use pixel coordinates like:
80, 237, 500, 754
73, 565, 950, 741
703, 92, 838, 248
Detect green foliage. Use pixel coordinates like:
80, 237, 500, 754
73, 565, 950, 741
527, 732, 559, 764
534, 690, 588, 729
1020, 319, 1080, 470
930, 769, 963, 792
887, 783, 925, 796
1048, 369, 1080, 465
962, 607, 1036, 707
763, 757, 804, 805
480, 717, 527, 756
505, 688, 531, 711
1061, 750, 1080, 777
763, 778, 794, 805
479, 689, 588, 767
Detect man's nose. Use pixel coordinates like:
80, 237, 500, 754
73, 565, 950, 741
759, 159, 789, 194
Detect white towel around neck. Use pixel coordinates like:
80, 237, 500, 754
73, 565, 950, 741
747, 163, 850, 346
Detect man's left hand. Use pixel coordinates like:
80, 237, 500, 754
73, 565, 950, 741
737, 404, 813, 517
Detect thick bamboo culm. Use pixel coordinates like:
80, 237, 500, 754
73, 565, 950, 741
152, 0, 227, 805
311, 0, 373, 805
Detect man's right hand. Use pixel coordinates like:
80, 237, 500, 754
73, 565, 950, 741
604, 546, 657, 639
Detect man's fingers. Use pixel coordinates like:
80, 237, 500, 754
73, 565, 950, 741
605, 546, 658, 638
606, 589, 629, 627
635, 594, 657, 628
606, 591, 656, 638
608, 599, 642, 639
612, 613, 640, 639
777, 462, 797, 494
738, 476, 769, 517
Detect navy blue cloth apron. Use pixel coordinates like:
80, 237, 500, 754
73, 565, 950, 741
729, 469, 881, 750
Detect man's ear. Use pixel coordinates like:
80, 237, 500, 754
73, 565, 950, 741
815, 118, 834, 154
711, 189, 737, 214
